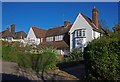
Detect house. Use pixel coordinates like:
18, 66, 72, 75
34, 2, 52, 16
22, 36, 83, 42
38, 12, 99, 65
27, 6, 105, 55
27, 21, 72, 55
1, 24, 27, 42
69, 6, 104, 52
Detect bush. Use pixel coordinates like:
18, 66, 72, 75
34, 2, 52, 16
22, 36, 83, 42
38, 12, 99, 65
2, 46, 19, 63
57, 48, 83, 68
18, 52, 31, 68
69, 48, 83, 62
32, 47, 57, 72
84, 33, 120, 80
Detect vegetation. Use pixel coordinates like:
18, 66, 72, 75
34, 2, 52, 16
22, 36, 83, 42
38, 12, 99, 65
113, 24, 120, 33
84, 33, 120, 80
2, 42, 57, 72
57, 48, 83, 68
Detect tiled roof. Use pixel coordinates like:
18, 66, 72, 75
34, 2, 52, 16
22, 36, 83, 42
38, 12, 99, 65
46, 25, 72, 37
1, 29, 27, 39
81, 13, 104, 33
2, 30, 15, 38
32, 26, 47, 38
40, 40, 69, 48
15, 31, 27, 39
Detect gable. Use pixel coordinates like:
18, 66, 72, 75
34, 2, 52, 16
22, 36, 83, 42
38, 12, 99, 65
27, 27, 37, 39
32, 26, 47, 38
69, 13, 93, 33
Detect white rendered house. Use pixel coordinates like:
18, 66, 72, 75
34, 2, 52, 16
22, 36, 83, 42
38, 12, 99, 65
69, 6, 102, 52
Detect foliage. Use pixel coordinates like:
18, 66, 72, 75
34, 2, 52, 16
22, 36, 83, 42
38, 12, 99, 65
31, 47, 57, 72
2, 46, 19, 63
84, 33, 120, 80
113, 24, 120, 33
17, 52, 31, 68
2, 41, 58, 72
69, 48, 83, 62
98, 19, 109, 31
57, 48, 83, 68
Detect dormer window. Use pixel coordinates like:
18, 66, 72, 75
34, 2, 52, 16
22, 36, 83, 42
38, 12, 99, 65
55, 35, 63, 41
75, 29, 86, 37
46, 37, 53, 42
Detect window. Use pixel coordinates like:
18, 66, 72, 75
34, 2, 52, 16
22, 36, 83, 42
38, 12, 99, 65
76, 38, 83, 45
75, 29, 86, 37
55, 35, 63, 41
46, 37, 53, 42
83, 30, 85, 36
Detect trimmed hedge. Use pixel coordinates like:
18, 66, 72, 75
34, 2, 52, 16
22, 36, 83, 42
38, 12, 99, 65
84, 33, 120, 80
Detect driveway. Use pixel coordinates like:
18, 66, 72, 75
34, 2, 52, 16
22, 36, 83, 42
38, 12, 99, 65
60, 63, 85, 80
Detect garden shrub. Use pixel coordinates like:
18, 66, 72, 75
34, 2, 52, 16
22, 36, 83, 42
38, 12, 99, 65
2, 46, 19, 63
84, 33, 120, 80
57, 48, 83, 68
69, 48, 83, 62
17, 52, 31, 68
31, 47, 57, 72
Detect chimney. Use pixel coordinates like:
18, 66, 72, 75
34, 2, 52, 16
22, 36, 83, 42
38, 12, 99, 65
6, 27, 10, 32
64, 21, 71, 27
11, 24, 15, 34
92, 6, 98, 28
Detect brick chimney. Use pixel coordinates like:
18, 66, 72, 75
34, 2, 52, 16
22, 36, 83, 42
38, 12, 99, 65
6, 27, 10, 32
11, 24, 15, 34
64, 21, 71, 27
92, 6, 98, 28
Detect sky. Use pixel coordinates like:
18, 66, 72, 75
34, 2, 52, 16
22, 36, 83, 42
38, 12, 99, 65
2, 2, 118, 33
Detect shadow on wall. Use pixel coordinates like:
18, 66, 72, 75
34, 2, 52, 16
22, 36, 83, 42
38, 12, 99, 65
1, 73, 30, 81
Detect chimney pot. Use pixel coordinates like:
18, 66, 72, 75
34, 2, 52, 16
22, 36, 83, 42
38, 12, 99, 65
64, 21, 71, 27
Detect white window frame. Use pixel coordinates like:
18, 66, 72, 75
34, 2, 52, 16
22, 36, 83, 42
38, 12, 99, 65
75, 29, 86, 37
46, 36, 53, 42
55, 35, 63, 41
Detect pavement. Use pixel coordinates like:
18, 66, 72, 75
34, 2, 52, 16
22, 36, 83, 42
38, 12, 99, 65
0, 60, 18, 74
0, 60, 2, 73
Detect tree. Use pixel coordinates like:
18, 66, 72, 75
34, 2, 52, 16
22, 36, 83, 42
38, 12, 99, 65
98, 19, 109, 30
112, 24, 120, 33
98, 19, 111, 34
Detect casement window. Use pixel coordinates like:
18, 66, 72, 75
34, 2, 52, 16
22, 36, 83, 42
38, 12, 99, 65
76, 38, 83, 46
75, 29, 86, 37
46, 37, 53, 42
55, 35, 63, 41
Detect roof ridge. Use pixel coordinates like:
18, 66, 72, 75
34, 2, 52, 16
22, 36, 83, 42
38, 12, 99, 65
32, 26, 47, 31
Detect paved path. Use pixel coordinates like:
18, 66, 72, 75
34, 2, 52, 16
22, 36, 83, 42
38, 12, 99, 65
0, 60, 18, 74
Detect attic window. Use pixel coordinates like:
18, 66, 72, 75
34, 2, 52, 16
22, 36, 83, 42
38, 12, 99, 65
46, 37, 53, 42
75, 29, 86, 37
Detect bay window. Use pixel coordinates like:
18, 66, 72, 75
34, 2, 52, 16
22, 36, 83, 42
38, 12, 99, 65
75, 29, 86, 37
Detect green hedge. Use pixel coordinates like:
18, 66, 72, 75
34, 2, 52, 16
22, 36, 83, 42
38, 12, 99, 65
84, 33, 120, 80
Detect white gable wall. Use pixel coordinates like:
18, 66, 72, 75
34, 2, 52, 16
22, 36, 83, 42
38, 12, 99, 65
92, 30, 100, 39
95, 31, 100, 39
69, 13, 94, 51
27, 27, 40, 45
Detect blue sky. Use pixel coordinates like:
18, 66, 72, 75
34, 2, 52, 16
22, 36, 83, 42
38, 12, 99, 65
2, 2, 118, 33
